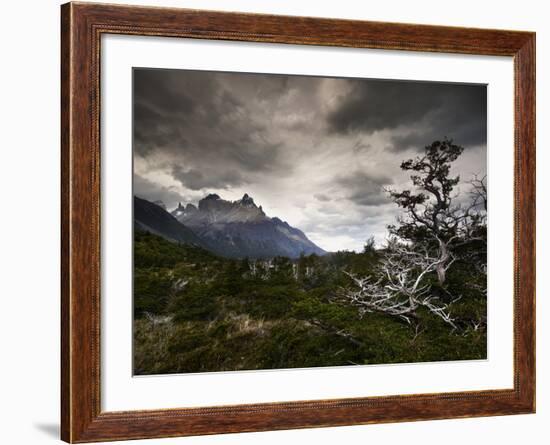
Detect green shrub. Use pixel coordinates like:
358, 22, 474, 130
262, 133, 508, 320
133, 232, 487, 375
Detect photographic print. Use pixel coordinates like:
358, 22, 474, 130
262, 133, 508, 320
133, 68, 487, 375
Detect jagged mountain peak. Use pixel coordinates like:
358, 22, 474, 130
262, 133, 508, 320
167, 193, 325, 259
239, 193, 255, 206
190, 193, 265, 222
135, 195, 325, 259
202, 193, 221, 202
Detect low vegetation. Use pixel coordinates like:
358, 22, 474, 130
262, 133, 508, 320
134, 230, 486, 375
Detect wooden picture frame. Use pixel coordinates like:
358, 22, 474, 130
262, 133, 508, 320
61, 2, 535, 442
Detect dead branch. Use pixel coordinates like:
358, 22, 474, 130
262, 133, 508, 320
339, 240, 458, 330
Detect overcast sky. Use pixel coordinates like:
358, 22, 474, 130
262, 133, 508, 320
133, 68, 486, 252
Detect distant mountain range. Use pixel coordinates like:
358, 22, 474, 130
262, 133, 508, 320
134, 194, 326, 259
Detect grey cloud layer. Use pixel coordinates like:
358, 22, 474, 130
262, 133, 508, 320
134, 69, 287, 178
134, 68, 487, 252
327, 79, 486, 151
335, 171, 393, 207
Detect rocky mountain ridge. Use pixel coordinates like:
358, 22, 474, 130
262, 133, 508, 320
134, 193, 326, 259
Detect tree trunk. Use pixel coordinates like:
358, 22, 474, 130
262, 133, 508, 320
436, 264, 446, 285
436, 239, 449, 285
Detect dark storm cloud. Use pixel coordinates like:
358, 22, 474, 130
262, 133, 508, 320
134, 69, 196, 116
327, 80, 487, 151
335, 171, 393, 207
133, 68, 287, 173
172, 165, 244, 191
133, 69, 198, 156
134, 174, 189, 208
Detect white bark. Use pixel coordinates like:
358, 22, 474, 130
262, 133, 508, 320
340, 240, 458, 329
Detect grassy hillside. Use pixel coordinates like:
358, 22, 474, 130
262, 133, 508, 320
134, 231, 486, 375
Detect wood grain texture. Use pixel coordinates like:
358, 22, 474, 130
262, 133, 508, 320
60, 2, 536, 442
60, 4, 71, 441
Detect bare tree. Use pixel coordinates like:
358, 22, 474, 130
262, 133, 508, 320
339, 239, 459, 329
388, 138, 485, 285
469, 174, 487, 212
461, 174, 488, 296
339, 139, 487, 332
337, 139, 487, 332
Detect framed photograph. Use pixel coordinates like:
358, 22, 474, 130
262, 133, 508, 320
61, 2, 535, 442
